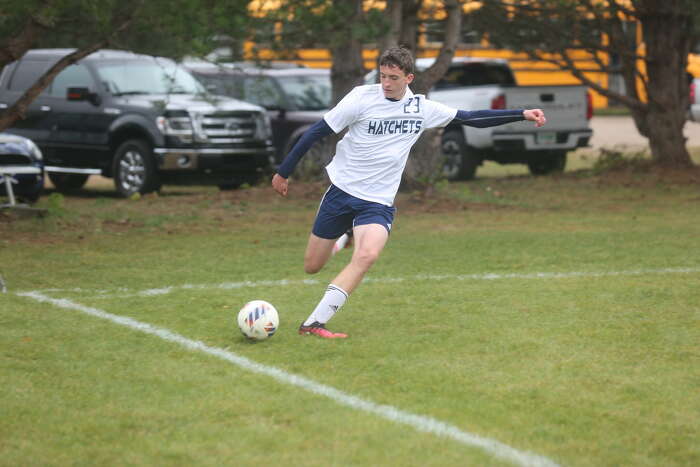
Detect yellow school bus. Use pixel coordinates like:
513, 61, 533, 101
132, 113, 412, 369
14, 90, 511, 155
245, 1, 699, 109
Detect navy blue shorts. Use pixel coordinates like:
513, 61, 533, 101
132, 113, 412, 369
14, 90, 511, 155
312, 185, 396, 239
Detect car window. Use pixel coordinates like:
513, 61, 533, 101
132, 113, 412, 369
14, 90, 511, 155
435, 63, 516, 89
276, 75, 331, 110
243, 77, 283, 109
7, 59, 51, 93
95, 59, 205, 95
50, 63, 95, 97
193, 73, 244, 98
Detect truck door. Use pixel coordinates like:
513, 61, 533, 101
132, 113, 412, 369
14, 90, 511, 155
45, 63, 109, 167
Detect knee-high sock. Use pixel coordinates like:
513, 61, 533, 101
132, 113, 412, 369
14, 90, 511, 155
303, 284, 348, 325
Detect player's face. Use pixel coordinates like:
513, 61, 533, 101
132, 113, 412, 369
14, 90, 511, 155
379, 64, 414, 100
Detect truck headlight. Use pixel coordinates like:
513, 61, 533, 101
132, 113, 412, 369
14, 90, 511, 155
156, 112, 194, 143
255, 112, 273, 140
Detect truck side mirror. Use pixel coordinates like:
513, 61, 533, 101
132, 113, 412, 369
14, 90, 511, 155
67, 87, 101, 106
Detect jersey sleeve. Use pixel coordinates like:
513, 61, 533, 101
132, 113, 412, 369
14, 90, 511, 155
422, 98, 458, 129
323, 86, 363, 133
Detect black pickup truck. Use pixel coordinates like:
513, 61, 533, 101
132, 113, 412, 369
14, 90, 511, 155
0, 49, 275, 196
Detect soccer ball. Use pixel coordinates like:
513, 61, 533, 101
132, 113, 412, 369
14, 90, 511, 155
237, 300, 279, 340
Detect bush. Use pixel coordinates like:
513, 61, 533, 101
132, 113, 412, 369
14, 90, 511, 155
592, 147, 650, 174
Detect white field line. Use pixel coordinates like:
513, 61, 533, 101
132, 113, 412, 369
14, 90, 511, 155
25, 266, 700, 299
18, 291, 560, 467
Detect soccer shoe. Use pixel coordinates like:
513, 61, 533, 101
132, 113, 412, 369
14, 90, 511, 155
298, 321, 348, 339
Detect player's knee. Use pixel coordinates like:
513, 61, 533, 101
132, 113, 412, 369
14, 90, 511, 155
304, 263, 322, 274
303, 257, 324, 274
354, 248, 381, 269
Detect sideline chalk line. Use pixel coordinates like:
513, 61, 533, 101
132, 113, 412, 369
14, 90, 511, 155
25, 266, 700, 299
18, 291, 560, 467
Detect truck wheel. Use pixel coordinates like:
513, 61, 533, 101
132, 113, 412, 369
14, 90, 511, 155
48, 173, 89, 192
441, 130, 479, 180
527, 151, 567, 176
112, 139, 160, 197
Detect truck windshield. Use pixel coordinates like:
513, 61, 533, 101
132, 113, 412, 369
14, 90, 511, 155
276, 75, 331, 111
435, 63, 517, 89
95, 59, 206, 95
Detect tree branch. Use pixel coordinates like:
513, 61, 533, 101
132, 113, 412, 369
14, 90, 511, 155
0, 3, 143, 132
531, 48, 647, 111
0, 0, 57, 68
412, 0, 461, 94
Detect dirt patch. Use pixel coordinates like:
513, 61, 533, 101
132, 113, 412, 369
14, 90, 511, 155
3, 165, 697, 244
571, 163, 700, 188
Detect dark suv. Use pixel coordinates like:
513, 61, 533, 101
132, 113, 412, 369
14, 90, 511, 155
183, 61, 331, 165
0, 49, 275, 196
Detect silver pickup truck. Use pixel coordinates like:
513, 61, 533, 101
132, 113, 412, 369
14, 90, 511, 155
370, 57, 593, 179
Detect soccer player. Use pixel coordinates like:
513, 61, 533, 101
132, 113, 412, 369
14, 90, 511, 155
272, 46, 546, 339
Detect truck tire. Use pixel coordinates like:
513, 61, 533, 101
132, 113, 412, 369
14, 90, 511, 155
441, 130, 479, 180
527, 151, 567, 176
48, 173, 89, 192
112, 139, 160, 197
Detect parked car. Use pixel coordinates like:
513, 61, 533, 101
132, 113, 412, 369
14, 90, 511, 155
367, 57, 593, 179
0, 133, 44, 203
689, 76, 700, 122
0, 49, 275, 197
183, 60, 331, 165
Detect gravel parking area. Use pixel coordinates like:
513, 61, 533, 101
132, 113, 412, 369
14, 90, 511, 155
590, 116, 700, 148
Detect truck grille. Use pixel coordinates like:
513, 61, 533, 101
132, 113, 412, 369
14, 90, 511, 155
200, 111, 258, 143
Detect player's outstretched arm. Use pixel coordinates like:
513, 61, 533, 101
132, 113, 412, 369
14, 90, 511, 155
523, 108, 546, 127
453, 109, 526, 128
272, 119, 334, 197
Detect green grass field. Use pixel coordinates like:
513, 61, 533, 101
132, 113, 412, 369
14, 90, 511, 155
2, 155, 699, 466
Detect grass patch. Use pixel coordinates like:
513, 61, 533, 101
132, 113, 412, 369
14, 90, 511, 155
1, 165, 699, 466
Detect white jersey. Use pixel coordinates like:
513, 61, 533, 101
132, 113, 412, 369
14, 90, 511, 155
323, 84, 457, 206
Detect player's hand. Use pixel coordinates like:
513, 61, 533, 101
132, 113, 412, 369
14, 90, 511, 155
523, 109, 546, 127
272, 173, 288, 197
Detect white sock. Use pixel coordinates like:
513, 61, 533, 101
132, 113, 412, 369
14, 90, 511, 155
332, 233, 349, 255
303, 284, 348, 325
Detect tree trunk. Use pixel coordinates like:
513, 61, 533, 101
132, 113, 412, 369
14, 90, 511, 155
411, 0, 461, 94
403, 0, 462, 192
399, 0, 421, 52
329, 0, 365, 106
378, 0, 402, 53
638, 3, 693, 166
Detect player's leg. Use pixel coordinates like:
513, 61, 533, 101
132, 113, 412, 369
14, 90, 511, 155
304, 185, 354, 274
303, 233, 338, 274
332, 223, 389, 294
300, 202, 394, 339
299, 224, 389, 339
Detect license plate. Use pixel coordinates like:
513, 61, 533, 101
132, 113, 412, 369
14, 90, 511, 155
536, 132, 556, 145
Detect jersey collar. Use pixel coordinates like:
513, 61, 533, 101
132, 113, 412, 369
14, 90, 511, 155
382, 85, 415, 102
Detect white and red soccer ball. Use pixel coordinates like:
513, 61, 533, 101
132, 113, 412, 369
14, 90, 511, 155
237, 300, 279, 340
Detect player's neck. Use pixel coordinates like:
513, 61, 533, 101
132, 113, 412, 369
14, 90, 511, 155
385, 87, 408, 102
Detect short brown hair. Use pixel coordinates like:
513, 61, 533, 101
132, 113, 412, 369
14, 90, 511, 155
378, 46, 414, 75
